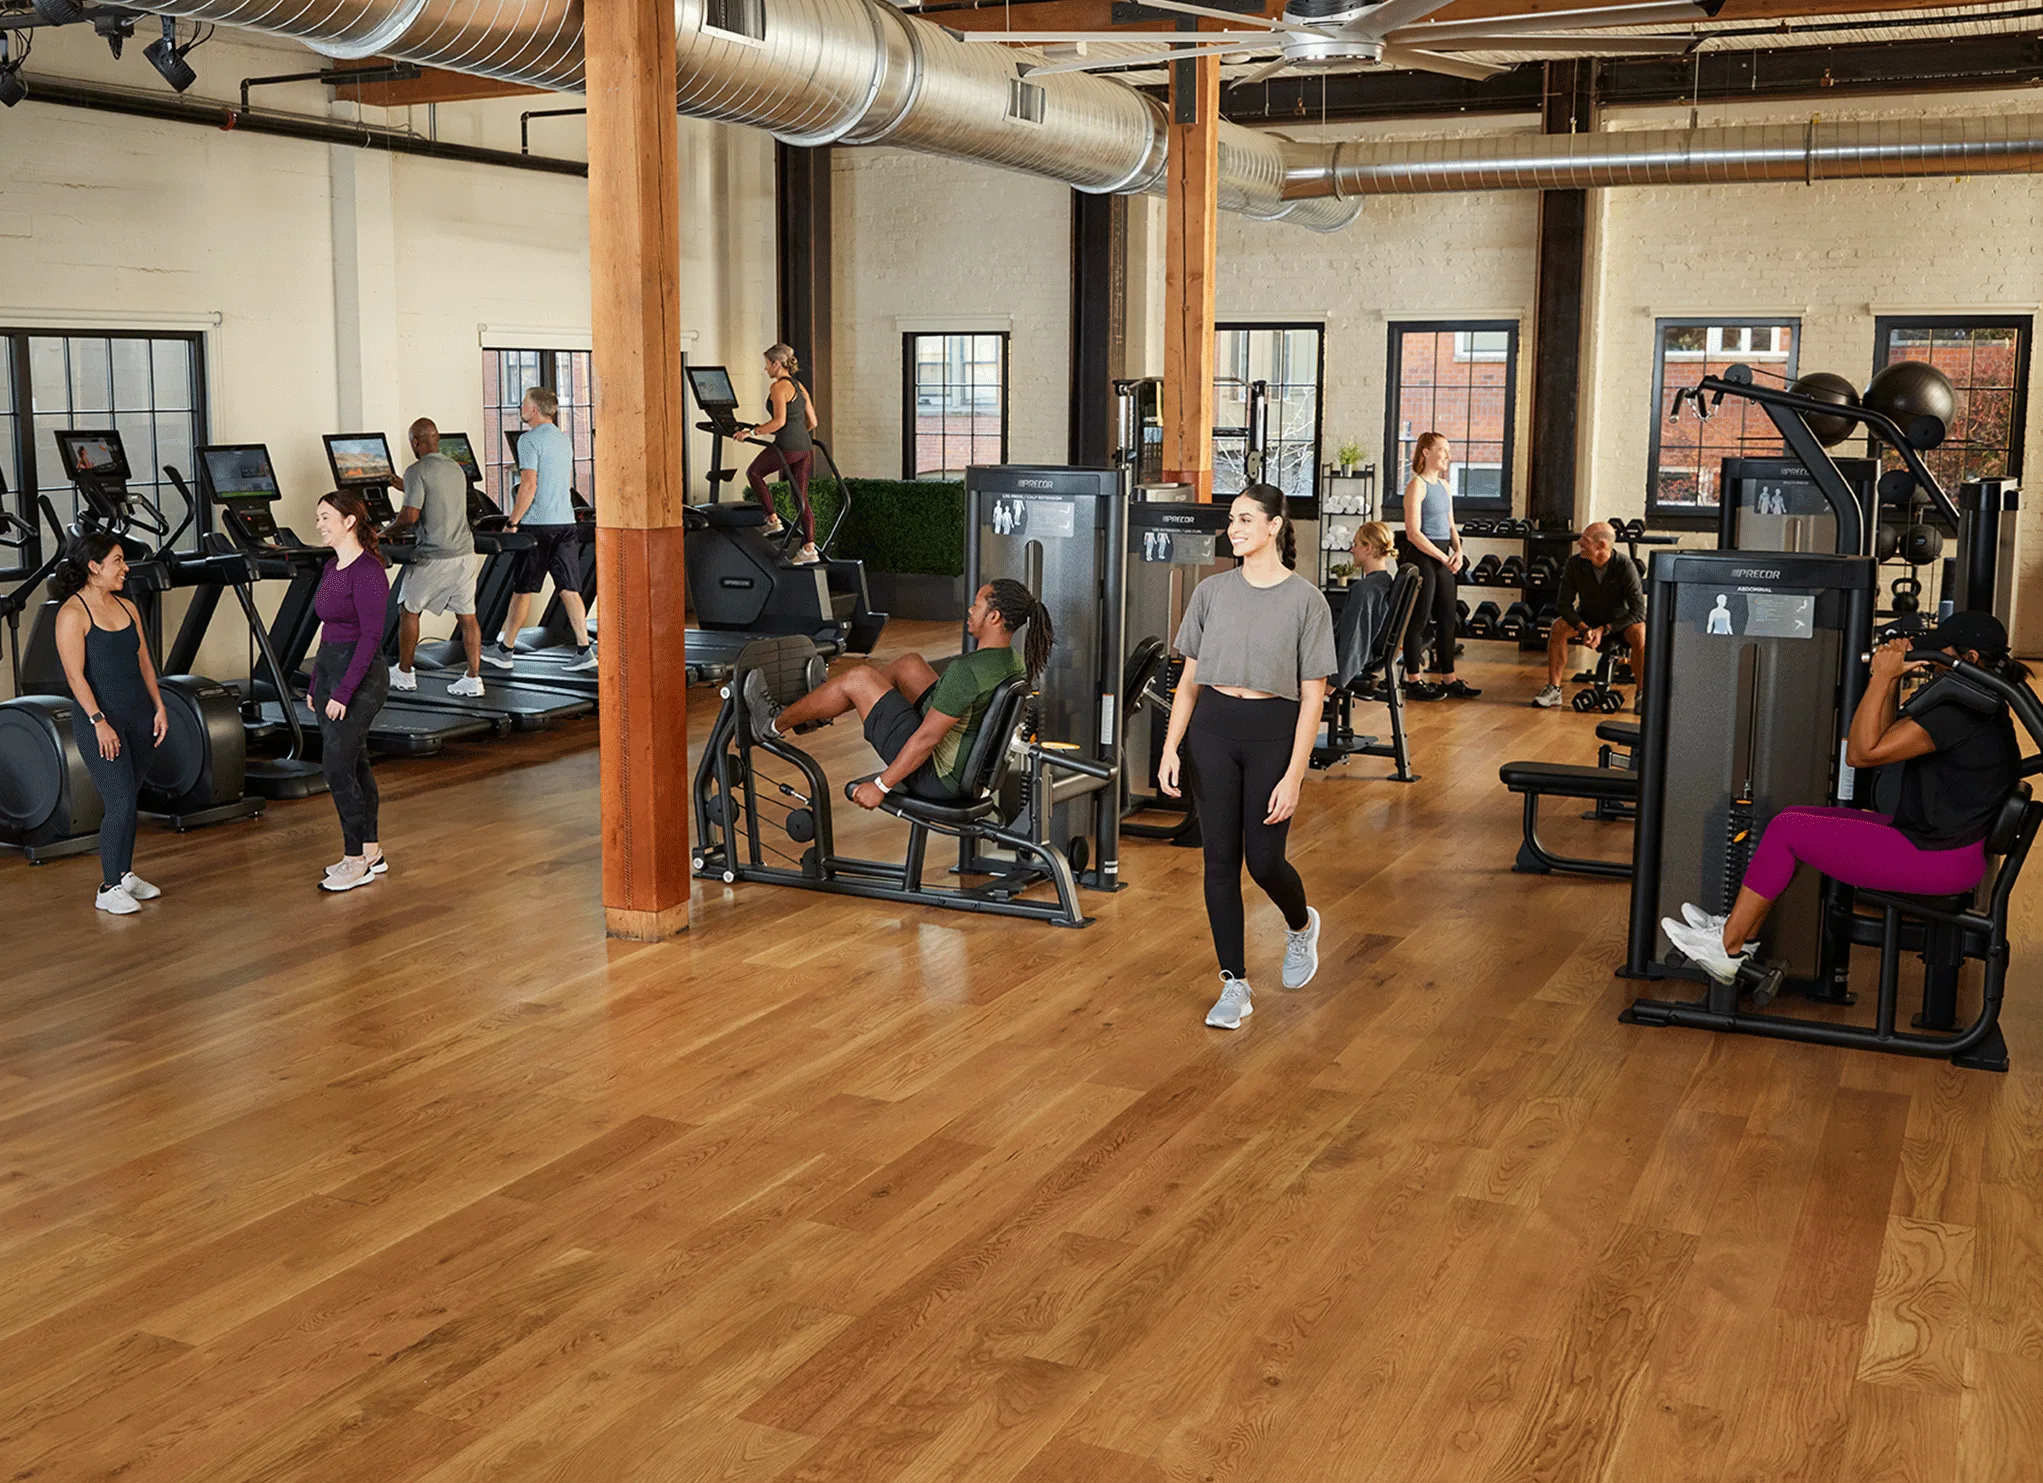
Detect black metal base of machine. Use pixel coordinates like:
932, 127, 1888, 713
143, 797, 265, 832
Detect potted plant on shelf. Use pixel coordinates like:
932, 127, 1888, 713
1335, 439, 1364, 475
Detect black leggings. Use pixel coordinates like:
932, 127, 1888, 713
315, 642, 387, 855
1185, 691, 1310, 979
1404, 548, 1458, 677
72, 710, 154, 889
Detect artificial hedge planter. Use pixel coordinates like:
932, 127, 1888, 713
769, 476, 968, 619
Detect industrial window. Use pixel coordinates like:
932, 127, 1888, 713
904, 332, 1008, 479
1385, 320, 1517, 512
1, 329, 208, 575
482, 348, 595, 513
1648, 317, 1801, 522
1214, 323, 1322, 503
1872, 316, 2030, 490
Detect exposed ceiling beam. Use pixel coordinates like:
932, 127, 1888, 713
933, 0, 2020, 32
333, 65, 549, 107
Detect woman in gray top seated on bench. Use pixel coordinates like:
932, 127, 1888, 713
1157, 483, 1339, 1032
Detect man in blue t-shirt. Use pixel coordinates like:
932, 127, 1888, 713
483, 386, 595, 673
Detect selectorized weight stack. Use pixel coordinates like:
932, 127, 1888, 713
963, 465, 1126, 891
1122, 495, 1233, 841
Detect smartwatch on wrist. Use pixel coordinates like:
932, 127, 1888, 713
90, 711, 105, 724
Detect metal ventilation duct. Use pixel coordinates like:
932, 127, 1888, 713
1282, 113, 2043, 198
127, 0, 1362, 230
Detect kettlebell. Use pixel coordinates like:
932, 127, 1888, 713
1890, 575, 1922, 615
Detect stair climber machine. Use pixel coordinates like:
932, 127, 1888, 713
199, 440, 498, 757
12, 429, 266, 835
0, 477, 106, 862
327, 432, 592, 732
683, 363, 886, 684
411, 431, 598, 702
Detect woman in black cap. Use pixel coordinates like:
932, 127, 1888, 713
1662, 610, 2027, 981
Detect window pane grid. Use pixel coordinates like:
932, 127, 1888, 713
483, 348, 592, 511
1874, 319, 2028, 490
1215, 324, 1321, 503
1648, 319, 1800, 517
1387, 322, 1517, 509
906, 332, 1008, 480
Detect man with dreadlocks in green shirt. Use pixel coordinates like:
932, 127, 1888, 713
746, 578, 1054, 809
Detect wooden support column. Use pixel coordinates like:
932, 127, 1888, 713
775, 142, 833, 411
1162, 49, 1219, 501
1526, 59, 1597, 530
587, 0, 691, 941
1069, 189, 1123, 466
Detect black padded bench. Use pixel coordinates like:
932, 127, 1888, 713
1499, 761, 1638, 878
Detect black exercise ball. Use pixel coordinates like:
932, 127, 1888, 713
1863, 360, 1955, 450
1791, 371, 1861, 447
1876, 523, 1900, 562
1903, 523, 1944, 566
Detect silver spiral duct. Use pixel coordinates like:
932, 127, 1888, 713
1283, 113, 2043, 199
129, 0, 1362, 230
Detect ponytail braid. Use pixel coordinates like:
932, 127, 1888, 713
985, 578, 1055, 681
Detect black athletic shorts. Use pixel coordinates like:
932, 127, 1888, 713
864, 689, 959, 799
512, 523, 584, 595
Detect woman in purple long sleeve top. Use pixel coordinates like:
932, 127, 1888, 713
309, 491, 393, 892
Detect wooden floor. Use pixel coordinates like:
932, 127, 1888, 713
3, 626, 2040, 1482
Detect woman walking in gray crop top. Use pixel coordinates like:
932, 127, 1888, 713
737, 342, 824, 565
1156, 483, 1338, 1031
1402, 432, 1480, 700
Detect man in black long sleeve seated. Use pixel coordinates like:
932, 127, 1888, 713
1533, 521, 1646, 708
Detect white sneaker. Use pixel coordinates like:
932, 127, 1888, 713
1205, 974, 1254, 1030
95, 884, 141, 915
1282, 907, 1321, 989
120, 871, 161, 900
448, 673, 485, 698
391, 667, 418, 692
564, 646, 598, 673
1662, 916, 1748, 984
321, 858, 378, 893
326, 854, 388, 878
1532, 684, 1564, 708
1680, 902, 1758, 953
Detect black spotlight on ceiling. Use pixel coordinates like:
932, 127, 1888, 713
0, 35, 27, 109
143, 17, 196, 93
93, 9, 134, 59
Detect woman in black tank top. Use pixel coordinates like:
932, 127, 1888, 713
737, 342, 824, 565
50, 530, 170, 915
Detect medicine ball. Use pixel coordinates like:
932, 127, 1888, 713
1875, 523, 1900, 562
1790, 371, 1861, 447
1903, 523, 1944, 565
1863, 361, 1956, 450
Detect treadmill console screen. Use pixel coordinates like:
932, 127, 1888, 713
686, 365, 740, 411
199, 444, 281, 499
438, 432, 481, 481
324, 433, 398, 489
55, 429, 131, 484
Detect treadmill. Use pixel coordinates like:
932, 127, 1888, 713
327, 431, 593, 730
197, 440, 499, 756
412, 431, 600, 702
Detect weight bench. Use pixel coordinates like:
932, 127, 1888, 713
1498, 760, 1638, 878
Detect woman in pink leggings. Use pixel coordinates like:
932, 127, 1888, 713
1662, 610, 2026, 981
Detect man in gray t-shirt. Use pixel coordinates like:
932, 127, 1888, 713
384, 417, 485, 696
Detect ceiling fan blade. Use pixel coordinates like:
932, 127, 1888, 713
1019, 43, 1270, 76
950, 29, 1292, 44
1337, 0, 1455, 43
1134, 0, 1326, 38
1415, 32, 1695, 54
1390, 2, 1713, 45
1232, 55, 1296, 87
1377, 43, 1505, 79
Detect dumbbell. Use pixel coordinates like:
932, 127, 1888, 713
1534, 603, 1558, 640
1498, 555, 1526, 584
1456, 599, 1471, 637
1498, 601, 1532, 638
1461, 519, 1493, 537
1618, 518, 1646, 540
1470, 553, 1502, 584
1469, 600, 1501, 638
1527, 555, 1558, 585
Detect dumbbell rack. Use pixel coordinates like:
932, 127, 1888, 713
1432, 518, 1564, 653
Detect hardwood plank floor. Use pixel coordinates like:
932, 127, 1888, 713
3, 628, 2040, 1482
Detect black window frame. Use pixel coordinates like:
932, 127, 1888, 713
1214, 320, 1325, 504
482, 346, 596, 514
1383, 318, 1519, 515
902, 331, 1011, 480
1, 327, 211, 579
1870, 314, 2032, 487
1647, 316, 1801, 529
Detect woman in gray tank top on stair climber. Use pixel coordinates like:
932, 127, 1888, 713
51, 529, 170, 916
1402, 431, 1480, 700
736, 342, 823, 566
1156, 483, 1339, 1033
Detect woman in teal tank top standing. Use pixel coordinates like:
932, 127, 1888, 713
1401, 431, 1480, 700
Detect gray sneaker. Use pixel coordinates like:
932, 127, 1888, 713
1532, 683, 1564, 708
564, 645, 598, 673
1282, 906, 1321, 989
1205, 974, 1254, 1030
742, 668, 782, 742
